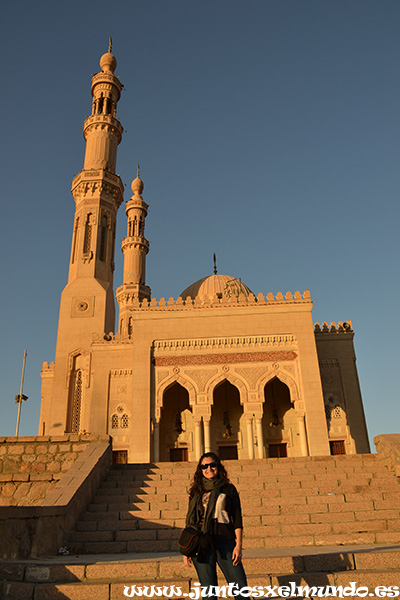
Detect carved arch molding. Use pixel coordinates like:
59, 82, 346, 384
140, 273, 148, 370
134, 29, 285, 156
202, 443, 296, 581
153, 336, 301, 417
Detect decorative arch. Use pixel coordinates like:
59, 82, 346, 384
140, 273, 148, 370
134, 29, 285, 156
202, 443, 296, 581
156, 373, 196, 411
205, 371, 249, 405
66, 349, 91, 388
257, 369, 300, 406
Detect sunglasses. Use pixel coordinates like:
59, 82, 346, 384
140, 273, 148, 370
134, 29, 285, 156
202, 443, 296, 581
200, 462, 218, 470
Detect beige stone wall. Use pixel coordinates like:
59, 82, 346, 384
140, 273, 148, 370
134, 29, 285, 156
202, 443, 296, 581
315, 322, 370, 453
0, 436, 111, 559
40, 289, 369, 463
0, 435, 99, 506
374, 434, 400, 476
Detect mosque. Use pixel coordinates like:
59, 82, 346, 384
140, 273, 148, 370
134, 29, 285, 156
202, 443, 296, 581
39, 48, 370, 464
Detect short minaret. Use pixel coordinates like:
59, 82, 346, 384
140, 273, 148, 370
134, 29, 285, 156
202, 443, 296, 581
116, 168, 151, 332
39, 46, 125, 435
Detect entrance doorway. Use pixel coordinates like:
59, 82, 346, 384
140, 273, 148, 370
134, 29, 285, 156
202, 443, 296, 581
262, 377, 295, 456
211, 380, 242, 457
159, 382, 192, 461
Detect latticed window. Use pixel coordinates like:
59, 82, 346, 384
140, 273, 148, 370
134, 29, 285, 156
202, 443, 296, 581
324, 405, 332, 421
83, 213, 92, 253
330, 440, 346, 455
121, 414, 129, 428
128, 317, 133, 337
71, 370, 82, 433
71, 217, 79, 264
333, 406, 343, 419
111, 414, 119, 429
99, 215, 108, 262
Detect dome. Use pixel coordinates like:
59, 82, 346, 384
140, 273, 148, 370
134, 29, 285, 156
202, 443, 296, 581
100, 51, 117, 73
131, 176, 144, 195
180, 274, 253, 301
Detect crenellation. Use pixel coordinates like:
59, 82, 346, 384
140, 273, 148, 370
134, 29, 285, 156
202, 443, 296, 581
118, 289, 313, 312
314, 320, 354, 334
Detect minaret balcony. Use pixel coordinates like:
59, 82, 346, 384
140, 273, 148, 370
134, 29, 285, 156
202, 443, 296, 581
121, 236, 150, 252
83, 114, 123, 139
71, 169, 124, 196
91, 71, 123, 96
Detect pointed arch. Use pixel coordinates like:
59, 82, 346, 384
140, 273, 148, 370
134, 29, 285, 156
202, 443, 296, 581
205, 371, 248, 405
156, 373, 196, 410
257, 369, 300, 406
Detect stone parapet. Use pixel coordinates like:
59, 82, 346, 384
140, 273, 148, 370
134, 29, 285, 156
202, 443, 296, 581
0, 434, 102, 506
0, 436, 112, 559
374, 434, 400, 477
314, 320, 353, 333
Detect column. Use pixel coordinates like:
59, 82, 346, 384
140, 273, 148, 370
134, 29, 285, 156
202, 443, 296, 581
246, 417, 255, 460
194, 419, 202, 460
153, 420, 160, 462
296, 412, 309, 457
203, 418, 211, 453
255, 417, 264, 459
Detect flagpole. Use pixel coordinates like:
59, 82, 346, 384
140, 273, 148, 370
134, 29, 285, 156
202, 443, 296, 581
15, 349, 27, 437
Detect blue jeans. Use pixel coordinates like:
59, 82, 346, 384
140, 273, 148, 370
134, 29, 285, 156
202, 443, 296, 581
192, 540, 248, 600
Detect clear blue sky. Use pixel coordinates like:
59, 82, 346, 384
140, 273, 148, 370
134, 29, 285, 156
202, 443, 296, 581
1, 1, 399, 447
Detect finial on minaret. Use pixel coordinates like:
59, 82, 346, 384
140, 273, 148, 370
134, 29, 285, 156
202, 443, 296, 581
137, 163, 140, 178
108, 37, 112, 53
213, 253, 217, 275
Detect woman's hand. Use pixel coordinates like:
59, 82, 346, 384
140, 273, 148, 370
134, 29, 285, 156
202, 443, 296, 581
232, 542, 242, 566
232, 528, 243, 565
183, 555, 192, 567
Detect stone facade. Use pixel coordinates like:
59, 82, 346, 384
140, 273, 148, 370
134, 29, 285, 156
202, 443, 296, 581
39, 49, 370, 464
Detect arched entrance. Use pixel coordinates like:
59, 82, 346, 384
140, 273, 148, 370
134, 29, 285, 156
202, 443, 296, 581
211, 380, 243, 460
262, 377, 296, 458
159, 382, 193, 461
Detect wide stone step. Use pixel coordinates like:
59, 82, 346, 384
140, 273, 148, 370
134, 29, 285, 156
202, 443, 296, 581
2, 548, 400, 599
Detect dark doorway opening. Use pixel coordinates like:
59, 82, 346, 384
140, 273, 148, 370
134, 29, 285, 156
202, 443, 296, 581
218, 445, 238, 460
170, 447, 188, 462
268, 443, 287, 458
112, 450, 128, 464
330, 440, 346, 455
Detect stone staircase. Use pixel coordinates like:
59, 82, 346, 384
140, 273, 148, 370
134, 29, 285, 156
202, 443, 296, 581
2, 454, 400, 599
65, 454, 400, 554
2, 547, 400, 599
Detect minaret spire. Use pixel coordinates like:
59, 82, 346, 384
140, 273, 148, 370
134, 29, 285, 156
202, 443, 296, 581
68, 48, 124, 293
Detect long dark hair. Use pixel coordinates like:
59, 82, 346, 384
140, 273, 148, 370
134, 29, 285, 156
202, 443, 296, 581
188, 452, 230, 498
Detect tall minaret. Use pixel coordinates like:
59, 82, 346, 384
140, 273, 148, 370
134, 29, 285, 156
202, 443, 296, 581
40, 45, 124, 435
116, 168, 151, 333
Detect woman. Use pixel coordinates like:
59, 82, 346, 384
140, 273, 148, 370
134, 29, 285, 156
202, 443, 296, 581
183, 452, 247, 598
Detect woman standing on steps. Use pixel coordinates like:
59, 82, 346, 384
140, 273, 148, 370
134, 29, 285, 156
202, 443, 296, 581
183, 452, 248, 598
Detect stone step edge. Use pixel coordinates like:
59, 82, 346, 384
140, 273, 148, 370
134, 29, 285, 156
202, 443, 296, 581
4, 549, 400, 584
3, 570, 399, 600
1, 553, 400, 585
